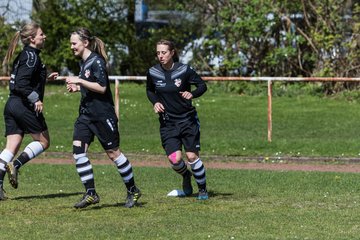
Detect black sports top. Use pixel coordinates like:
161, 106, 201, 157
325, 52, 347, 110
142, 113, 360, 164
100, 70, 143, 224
9, 45, 46, 104
146, 62, 207, 121
77, 52, 115, 119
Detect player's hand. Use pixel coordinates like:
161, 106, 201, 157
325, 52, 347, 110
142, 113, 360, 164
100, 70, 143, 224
66, 83, 78, 92
154, 102, 165, 113
34, 100, 43, 113
66, 76, 82, 85
47, 72, 59, 81
180, 91, 193, 100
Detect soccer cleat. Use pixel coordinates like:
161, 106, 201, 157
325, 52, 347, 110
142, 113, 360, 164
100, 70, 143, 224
6, 162, 18, 189
0, 187, 6, 200
124, 188, 141, 208
74, 193, 100, 209
197, 189, 209, 200
182, 171, 193, 196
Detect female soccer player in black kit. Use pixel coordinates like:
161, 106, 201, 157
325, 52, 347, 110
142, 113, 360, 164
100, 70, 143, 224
66, 28, 141, 208
0, 22, 58, 200
146, 39, 209, 200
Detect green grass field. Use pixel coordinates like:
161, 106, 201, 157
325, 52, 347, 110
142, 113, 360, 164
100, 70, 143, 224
1, 82, 360, 239
1, 164, 360, 239
1, 82, 360, 158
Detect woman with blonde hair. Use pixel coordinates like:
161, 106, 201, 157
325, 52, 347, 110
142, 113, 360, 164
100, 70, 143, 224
66, 27, 141, 208
0, 22, 58, 200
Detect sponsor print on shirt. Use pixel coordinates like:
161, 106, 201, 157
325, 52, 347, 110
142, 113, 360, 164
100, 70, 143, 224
156, 80, 166, 88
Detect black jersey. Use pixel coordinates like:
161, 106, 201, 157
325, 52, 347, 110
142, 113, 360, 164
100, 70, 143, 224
77, 52, 115, 119
146, 62, 207, 121
9, 45, 47, 105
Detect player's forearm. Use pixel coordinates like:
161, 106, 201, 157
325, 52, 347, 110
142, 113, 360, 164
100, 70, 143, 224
79, 79, 106, 94
66, 76, 106, 94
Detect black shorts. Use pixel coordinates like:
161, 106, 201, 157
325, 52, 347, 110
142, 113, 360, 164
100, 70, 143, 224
160, 115, 201, 156
4, 97, 48, 136
73, 114, 119, 150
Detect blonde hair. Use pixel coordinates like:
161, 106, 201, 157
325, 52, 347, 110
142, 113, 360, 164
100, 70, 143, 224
2, 22, 41, 71
72, 27, 108, 63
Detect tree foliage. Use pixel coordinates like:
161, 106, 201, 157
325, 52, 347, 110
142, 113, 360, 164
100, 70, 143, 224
31, 0, 199, 75
0, 0, 358, 79
32, 0, 134, 75
178, 0, 359, 77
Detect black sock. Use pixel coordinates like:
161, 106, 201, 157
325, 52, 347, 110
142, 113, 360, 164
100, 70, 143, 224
13, 152, 30, 169
114, 153, 136, 192
171, 160, 189, 176
190, 158, 207, 191
0, 170, 5, 188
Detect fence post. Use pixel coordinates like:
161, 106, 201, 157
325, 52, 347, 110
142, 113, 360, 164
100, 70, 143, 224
267, 80, 272, 142
115, 79, 119, 121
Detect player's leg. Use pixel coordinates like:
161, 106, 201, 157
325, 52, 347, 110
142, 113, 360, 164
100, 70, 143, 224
107, 148, 141, 208
7, 130, 49, 189
0, 134, 21, 199
94, 115, 141, 208
162, 125, 192, 195
72, 118, 99, 208
6, 101, 50, 188
183, 116, 208, 200
72, 140, 99, 208
167, 149, 193, 196
186, 152, 208, 200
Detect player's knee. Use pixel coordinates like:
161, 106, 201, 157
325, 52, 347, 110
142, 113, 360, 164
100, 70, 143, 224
41, 140, 50, 150
168, 152, 181, 164
73, 143, 86, 161
106, 148, 121, 161
186, 152, 199, 162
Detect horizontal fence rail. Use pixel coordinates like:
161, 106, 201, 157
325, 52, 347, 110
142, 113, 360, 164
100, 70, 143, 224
2, 76, 360, 82
2, 75, 360, 142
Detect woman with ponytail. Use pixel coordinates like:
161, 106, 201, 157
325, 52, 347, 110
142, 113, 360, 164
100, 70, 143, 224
146, 39, 209, 200
0, 22, 58, 200
66, 27, 141, 209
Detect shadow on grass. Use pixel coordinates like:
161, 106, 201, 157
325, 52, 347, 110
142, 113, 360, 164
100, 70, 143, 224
208, 191, 233, 198
12, 192, 83, 200
186, 191, 233, 199
74, 202, 147, 211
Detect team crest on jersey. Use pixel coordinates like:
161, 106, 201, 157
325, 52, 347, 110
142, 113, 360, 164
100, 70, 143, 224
174, 78, 182, 87
84, 69, 91, 78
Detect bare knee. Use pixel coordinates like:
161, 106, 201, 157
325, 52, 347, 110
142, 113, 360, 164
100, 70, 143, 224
106, 148, 121, 161
186, 152, 199, 163
41, 139, 50, 150
32, 131, 50, 150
